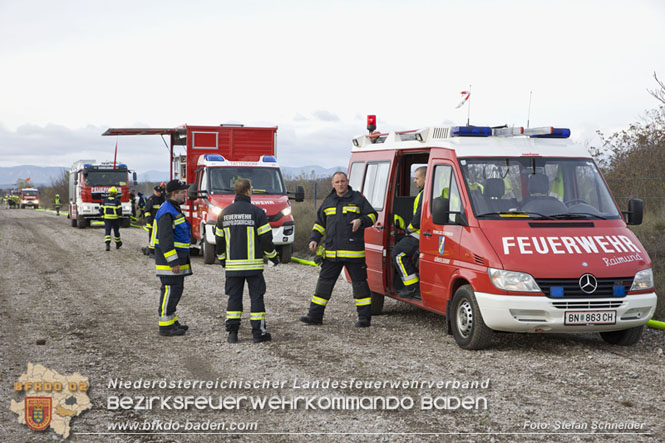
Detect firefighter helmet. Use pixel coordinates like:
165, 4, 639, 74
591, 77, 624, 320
109, 187, 118, 194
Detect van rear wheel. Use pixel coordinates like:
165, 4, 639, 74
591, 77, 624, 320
451, 285, 493, 350
279, 244, 292, 263
600, 325, 644, 346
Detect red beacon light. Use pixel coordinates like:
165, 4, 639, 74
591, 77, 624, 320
367, 115, 377, 133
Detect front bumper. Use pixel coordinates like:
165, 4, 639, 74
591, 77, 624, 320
204, 222, 294, 245
475, 291, 657, 333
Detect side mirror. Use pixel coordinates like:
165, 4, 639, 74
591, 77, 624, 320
289, 185, 305, 202
187, 184, 201, 201
625, 198, 643, 225
432, 197, 450, 225
132, 171, 137, 185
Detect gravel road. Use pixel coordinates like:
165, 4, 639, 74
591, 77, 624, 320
1, 208, 663, 442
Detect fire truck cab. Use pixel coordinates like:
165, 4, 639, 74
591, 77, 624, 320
19, 187, 39, 208
349, 118, 657, 349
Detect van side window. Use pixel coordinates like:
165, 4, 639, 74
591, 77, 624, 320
348, 162, 365, 191
363, 162, 390, 211
432, 165, 461, 223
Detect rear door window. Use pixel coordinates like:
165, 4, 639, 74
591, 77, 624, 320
363, 162, 390, 211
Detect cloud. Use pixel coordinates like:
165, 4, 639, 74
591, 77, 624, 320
311, 110, 340, 122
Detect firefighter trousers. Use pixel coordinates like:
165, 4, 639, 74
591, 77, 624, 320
158, 275, 184, 331
392, 235, 420, 287
306, 260, 371, 322
147, 223, 154, 250
104, 219, 121, 244
225, 274, 268, 337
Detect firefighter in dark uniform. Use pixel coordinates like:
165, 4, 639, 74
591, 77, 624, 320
215, 178, 280, 344
392, 166, 426, 298
100, 187, 123, 251
300, 171, 378, 327
54, 193, 62, 216
143, 184, 165, 256
151, 180, 192, 337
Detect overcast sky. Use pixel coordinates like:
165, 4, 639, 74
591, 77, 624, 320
1, 0, 664, 175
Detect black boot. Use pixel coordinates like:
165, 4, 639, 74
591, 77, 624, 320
105, 243, 110, 251
174, 321, 189, 331
159, 327, 186, 337
227, 331, 238, 343
116, 241, 122, 249
300, 315, 323, 325
355, 318, 371, 328
253, 332, 272, 343
399, 285, 420, 299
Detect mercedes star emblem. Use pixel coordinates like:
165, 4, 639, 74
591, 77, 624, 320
579, 274, 598, 294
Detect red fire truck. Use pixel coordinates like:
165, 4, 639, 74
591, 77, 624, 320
19, 187, 40, 208
68, 160, 136, 228
348, 116, 657, 349
103, 124, 304, 264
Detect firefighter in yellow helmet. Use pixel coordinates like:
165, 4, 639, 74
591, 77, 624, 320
54, 193, 62, 216
100, 187, 123, 251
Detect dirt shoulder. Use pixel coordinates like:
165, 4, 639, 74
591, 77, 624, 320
1, 208, 663, 442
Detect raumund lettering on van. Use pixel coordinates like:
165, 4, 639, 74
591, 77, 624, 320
502, 235, 640, 255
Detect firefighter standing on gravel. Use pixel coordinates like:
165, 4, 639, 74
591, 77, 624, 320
300, 171, 377, 328
143, 184, 165, 256
100, 187, 123, 251
151, 179, 192, 337
54, 193, 62, 216
215, 178, 279, 344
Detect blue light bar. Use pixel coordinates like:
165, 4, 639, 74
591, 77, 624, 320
204, 154, 225, 161
118, 163, 127, 168
451, 126, 491, 137
83, 163, 92, 167
261, 155, 277, 162
530, 128, 571, 139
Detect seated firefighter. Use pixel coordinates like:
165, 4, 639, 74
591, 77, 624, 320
391, 166, 426, 298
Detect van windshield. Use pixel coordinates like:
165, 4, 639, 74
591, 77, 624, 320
22, 190, 38, 196
458, 157, 622, 220
83, 170, 128, 187
208, 167, 286, 195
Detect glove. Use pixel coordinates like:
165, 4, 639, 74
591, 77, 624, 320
270, 256, 280, 266
219, 259, 226, 268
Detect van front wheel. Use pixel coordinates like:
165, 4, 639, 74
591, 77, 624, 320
451, 285, 493, 350
599, 325, 644, 346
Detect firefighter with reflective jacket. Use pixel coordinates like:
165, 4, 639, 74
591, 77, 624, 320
215, 178, 279, 344
300, 171, 378, 327
392, 166, 426, 299
151, 180, 192, 337
143, 183, 165, 256
100, 187, 123, 251
54, 193, 62, 216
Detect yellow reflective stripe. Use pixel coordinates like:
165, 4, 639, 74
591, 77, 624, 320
312, 296, 328, 306
174, 242, 189, 249
396, 252, 419, 285
325, 250, 365, 259
174, 216, 186, 225
215, 226, 224, 237
250, 312, 266, 320
155, 264, 191, 271
159, 318, 176, 326
343, 205, 360, 213
226, 264, 264, 270
226, 259, 264, 264
323, 207, 336, 216
413, 192, 422, 213
149, 220, 158, 247
224, 227, 231, 260
226, 311, 242, 319
265, 249, 277, 259
144, 211, 151, 217
367, 213, 377, 224
313, 224, 325, 235
216, 253, 226, 260
161, 285, 169, 317
355, 297, 371, 306
163, 249, 177, 259
257, 223, 271, 235
247, 226, 255, 260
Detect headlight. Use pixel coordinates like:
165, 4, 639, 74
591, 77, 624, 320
209, 204, 223, 216
630, 268, 653, 291
488, 268, 541, 292
281, 206, 292, 217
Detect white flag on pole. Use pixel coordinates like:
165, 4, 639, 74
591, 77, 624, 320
455, 90, 470, 109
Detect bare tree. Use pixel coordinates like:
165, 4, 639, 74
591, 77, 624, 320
647, 71, 665, 104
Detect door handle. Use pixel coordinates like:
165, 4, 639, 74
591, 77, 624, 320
423, 231, 433, 237
375, 223, 384, 230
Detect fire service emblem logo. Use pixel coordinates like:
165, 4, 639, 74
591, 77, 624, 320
25, 397, 52, 431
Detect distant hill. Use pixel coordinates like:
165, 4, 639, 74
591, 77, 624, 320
0, 164, 345, 188
0, 165, 67, 187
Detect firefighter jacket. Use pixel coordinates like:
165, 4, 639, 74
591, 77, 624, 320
151, 199, 192, 277
214, 194, 278, 276
100, 195, 122, 220
310, 186, 378, 262
54, 196, 61, 208
407, 189, 423, 238
145, 194, 165, 223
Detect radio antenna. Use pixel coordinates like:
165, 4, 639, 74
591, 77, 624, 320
527, 90, 533, 129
